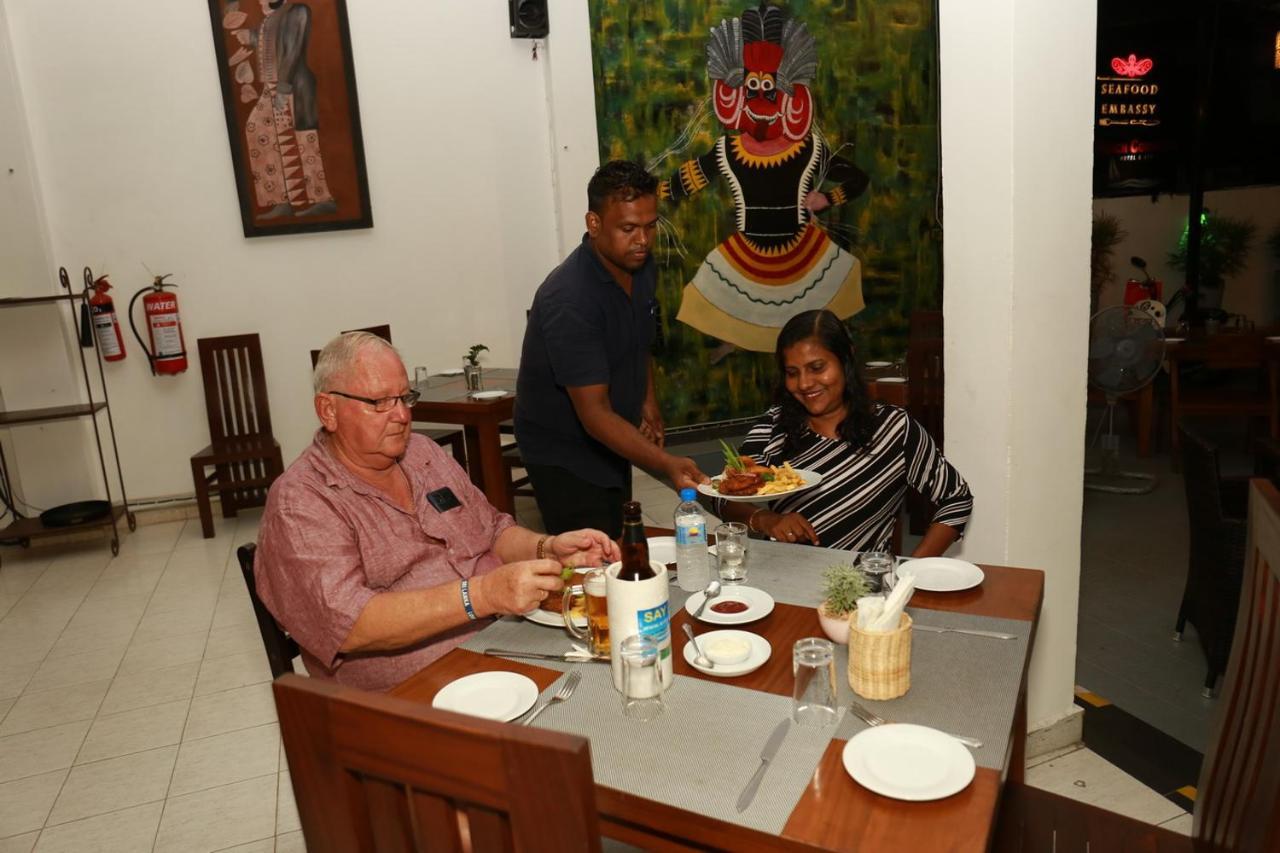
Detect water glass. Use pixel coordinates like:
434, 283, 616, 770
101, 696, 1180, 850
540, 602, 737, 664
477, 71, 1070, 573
413, 366, 430, 388
562, 568, 609, 657
857, 550, 896, 594
620, 634, 666, 721
792, 637, 838, 727
714, 522, 748, 585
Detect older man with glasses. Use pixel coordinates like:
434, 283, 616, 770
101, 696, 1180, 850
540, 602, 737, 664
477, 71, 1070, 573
256, 332, 618, 691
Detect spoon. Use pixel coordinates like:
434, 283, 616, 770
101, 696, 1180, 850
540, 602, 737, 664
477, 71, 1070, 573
691, 580, 722, 619
682, 623, 714, 669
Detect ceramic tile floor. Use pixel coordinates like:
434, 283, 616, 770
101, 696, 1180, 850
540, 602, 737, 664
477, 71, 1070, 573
0, 476, 1187, 851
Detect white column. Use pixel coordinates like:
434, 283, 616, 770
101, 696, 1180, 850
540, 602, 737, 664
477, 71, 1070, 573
940, 0, 1095, 729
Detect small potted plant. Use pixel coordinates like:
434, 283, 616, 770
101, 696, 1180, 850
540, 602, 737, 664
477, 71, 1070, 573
463, 344, 488, 391
817, 563, 872, 644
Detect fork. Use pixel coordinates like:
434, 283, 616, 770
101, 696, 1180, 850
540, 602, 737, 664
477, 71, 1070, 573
521, 670, 582, 726
848, 700, 984, 749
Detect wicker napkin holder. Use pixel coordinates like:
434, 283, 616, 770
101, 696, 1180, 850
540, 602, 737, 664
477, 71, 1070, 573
847, 611, 912, 700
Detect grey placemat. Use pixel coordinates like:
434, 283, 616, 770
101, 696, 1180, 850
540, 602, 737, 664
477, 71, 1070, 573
832, 608, 1030, 769
525, 665, 839, 835
459, 616, 596, 672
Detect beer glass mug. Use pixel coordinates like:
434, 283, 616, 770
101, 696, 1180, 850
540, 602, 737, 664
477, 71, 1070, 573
562, 568, 609, 657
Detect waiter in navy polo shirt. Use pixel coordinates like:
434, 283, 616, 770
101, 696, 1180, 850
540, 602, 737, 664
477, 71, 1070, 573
515, 161, 708, 537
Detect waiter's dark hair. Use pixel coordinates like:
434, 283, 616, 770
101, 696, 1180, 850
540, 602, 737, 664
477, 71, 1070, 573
587, 160, 659, 213
774, 310, 877, 453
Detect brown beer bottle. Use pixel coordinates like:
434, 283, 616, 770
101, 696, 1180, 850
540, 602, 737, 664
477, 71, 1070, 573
617, 501, 655, 580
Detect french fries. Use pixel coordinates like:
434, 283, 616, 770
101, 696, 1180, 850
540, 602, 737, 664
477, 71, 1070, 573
756, 462, 805, 496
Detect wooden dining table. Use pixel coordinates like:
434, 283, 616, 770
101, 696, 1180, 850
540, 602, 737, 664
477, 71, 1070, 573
410, 368, 517, 514
393, 544, 1044, 851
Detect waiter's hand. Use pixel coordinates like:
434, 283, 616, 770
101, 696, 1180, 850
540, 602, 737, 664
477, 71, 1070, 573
472, 560, 564, 615
548, 529, 620, 567
665, 455, 709, 491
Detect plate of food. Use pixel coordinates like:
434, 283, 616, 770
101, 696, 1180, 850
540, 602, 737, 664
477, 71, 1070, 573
697, 441, 822, 502
522, 567, 588, 627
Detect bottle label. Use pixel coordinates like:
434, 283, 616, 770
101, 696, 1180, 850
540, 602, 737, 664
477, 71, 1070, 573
636, 601, 671, 659
675, 521, 704, 546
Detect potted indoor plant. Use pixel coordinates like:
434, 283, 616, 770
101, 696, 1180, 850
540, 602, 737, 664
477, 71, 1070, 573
463, 344, 488, 391
1168, 211, 1256, 316
817, 562, 872, 644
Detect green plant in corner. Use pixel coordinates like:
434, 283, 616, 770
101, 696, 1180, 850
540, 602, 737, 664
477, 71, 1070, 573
1168, 211, 1256, 308
820, 563, 873, 618
1090, 213, 1126, 318
464, 344, 489, 366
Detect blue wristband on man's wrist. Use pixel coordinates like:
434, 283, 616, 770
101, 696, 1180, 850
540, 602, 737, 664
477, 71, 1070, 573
460, 578, 478, 621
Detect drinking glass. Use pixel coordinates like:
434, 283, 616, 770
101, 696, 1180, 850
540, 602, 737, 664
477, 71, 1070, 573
562, 568, 609, 656
620, 634, 666, 721
714, 522, 748, 585
857, 550, 896, 594
792, 637, 838, 727
414, 366, 430, 388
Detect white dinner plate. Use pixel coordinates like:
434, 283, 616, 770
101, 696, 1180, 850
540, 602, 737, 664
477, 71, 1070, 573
697, 469, 823, 503
1164, 337, 1186, 343
438, 368, 464, 375
682, 629, 771, 677
469, 390, 507, 400
865, 360, 892, 368
895, 557, 985, 592
522, 606, 586, 628
842, 723, 976, 801
647, 536, 676, 566
876, 377, 907, 384
432, 672, 538, 721
685, 586, 775, 625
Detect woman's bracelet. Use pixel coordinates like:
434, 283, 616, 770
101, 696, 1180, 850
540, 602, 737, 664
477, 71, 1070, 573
748, 509, 768, 533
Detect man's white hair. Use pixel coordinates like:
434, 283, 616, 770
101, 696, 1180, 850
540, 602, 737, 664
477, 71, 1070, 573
312, 331, 400, 394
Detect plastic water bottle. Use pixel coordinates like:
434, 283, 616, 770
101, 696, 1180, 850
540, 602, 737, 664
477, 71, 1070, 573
674, 488, 711, 592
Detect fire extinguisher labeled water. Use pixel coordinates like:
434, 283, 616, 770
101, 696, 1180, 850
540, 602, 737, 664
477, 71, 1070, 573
88, 275, 126, 361
128, 275, 188, 375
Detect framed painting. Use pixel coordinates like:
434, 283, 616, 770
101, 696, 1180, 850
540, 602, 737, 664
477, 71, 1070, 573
206, 0, 372, 237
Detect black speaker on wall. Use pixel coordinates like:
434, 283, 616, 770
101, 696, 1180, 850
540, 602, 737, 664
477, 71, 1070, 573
509, 0, 549, 39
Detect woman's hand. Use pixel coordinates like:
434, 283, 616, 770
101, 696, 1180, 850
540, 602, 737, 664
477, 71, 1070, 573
755, 511, 819, 546
547, 529, 620, 568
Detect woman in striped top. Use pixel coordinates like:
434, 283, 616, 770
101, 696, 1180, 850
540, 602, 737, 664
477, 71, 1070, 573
716, 310, 972, 555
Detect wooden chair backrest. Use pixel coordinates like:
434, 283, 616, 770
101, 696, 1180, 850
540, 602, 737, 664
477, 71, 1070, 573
310, 325, 393, 370
237, 544, 299, 680
1195, 479, 1280, 850
197, 334, 273, 444
1180, 424, 1228, 525
909, 309, 943, 340
273, 674, 602, 853
907, 336, 944, 448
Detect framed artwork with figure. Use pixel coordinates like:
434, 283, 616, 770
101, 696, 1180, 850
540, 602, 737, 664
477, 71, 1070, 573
206, 0, 372, 237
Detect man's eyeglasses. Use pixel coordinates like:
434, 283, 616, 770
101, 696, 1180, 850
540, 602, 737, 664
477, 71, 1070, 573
326, 389, 421, 413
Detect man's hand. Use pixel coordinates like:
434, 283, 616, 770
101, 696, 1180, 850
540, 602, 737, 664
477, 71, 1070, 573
471, 560, 565, 616
548, 529, 620, 567
640, 399, 665, 448
665, 456, 709, 491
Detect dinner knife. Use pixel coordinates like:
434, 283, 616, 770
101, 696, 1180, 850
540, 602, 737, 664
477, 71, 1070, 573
912, 624, 1016, 641
736, 718, 790, 812
483, 648, 606, 662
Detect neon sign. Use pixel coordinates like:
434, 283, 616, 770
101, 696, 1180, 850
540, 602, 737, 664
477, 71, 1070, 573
1110, 54, 1154, 78
1097, 52, 1160, 128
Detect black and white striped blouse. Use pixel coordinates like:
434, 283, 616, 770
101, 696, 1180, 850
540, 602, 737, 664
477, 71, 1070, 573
722, 404, 973, 553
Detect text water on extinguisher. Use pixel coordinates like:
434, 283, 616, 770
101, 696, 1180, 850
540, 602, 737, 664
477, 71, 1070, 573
148, 300, 182, 358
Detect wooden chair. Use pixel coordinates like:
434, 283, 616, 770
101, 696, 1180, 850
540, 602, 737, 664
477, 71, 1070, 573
190, 334, 284, 538
905, 336, 944, 535
1168, 334, 1279, 467
309, 325, 467, 468
994, 478, 1280, 853
236, 543, 299, 679
909, 309, 943, 340
273, 673, 602, 853
1176, 423, 1248, 697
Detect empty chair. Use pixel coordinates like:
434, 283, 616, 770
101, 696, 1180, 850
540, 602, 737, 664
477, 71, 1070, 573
905, 335, 943, 534
1176, 423, 1248, 697
1168, 333, 1279, 464
237, 544, 299, 679
190, 334, 284, 538
994, 478, 1280, 853
274, 673, 602, 853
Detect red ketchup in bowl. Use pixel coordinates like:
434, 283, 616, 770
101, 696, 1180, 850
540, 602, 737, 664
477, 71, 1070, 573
710, 600, 750, 614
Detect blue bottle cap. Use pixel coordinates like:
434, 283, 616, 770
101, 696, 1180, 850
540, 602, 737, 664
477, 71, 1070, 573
679, 488, 696, 501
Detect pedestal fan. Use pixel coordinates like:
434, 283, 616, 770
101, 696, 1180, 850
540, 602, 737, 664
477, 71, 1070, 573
1085, 305, 1165, 494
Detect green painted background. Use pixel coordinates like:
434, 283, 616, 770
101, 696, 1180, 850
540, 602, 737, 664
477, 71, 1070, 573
587, 0, 942, 427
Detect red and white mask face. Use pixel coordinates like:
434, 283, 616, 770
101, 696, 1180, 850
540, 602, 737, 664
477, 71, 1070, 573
713, 40, 813, 141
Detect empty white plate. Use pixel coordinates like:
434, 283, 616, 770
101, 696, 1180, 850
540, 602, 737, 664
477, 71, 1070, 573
842, 723, 976, 800
647, 536, 676, 566
432, 671, 538, 721
895, 557, 985, 592
876, 377, 907, 384
469, 390, 507, 400
685, 586, 775, 624
682, 629, 771, 677
438, 368, 464, 375
865, 360, 892, 368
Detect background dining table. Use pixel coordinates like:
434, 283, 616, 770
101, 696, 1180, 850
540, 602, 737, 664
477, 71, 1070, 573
411, 367, 517, 513
393, 538, 1044, 851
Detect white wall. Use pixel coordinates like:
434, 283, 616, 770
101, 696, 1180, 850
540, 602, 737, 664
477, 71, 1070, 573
1095, 186, 1280, 323
941, 0, 1094, 729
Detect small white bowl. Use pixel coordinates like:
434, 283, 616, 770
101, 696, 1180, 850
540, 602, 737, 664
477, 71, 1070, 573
704, 635, 751, 665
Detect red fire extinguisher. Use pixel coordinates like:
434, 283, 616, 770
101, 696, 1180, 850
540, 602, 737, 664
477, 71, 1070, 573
128, 275, 188, 375
88, 275, 126, 361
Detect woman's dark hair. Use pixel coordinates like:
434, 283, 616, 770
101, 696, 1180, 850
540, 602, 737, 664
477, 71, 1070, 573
774, 310, 876, 453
